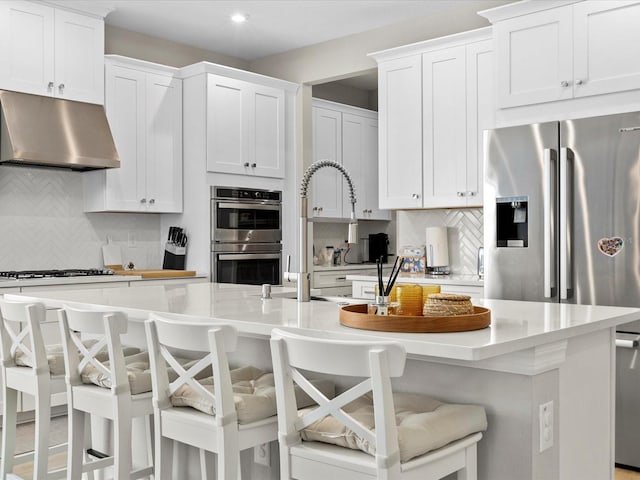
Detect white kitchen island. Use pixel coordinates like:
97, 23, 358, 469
8, 282, 640, 480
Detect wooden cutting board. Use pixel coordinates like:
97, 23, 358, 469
112, 270, 196, 278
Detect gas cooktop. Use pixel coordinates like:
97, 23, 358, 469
0, 269, 114, 280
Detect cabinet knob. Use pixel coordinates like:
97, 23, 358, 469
575, 79, 584, 86
368, 209, 372, 214
149, 198, 155, 204
58, 83, 65, 93
47, 81, 54, 90
560, 80, 569, 88
467, 191, 476, 197
411, 193, 420, 199
457, 192, 465, 197
243, 162, 250, 167
318, 207, 323, 213
140, 198, 147, 204
313, 207, 318, 212
251, 163, 257, 168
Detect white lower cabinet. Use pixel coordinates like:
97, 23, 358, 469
84, 56, 183, 213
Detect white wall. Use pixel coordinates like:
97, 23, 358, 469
105, 25, 249, 69
396, 209, 483, 275
0, 166, 160, 270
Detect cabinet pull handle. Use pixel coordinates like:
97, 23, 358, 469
140, 198, 147, 204
58, 83, 65, 93
336, 277, 346, 280
48, 81, 54, 90
575, 79, 584, 86
243, 162, 250, 167
149, 199, 155, 205
560, 80, 569, 88
251, 163, 257, 168
363, 289, 375, 295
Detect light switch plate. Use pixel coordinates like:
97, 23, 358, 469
539, 401, 554, 452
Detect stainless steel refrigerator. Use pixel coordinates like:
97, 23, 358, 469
484, 111, 640, 469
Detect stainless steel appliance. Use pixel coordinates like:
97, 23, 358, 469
0, 90, 119, 170
211, 186, 282, 285
484, 111, 640, 469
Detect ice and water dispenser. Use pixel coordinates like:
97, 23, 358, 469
496, 196, 528, 247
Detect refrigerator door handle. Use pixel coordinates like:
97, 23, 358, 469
543, 148, 557, 298
560, 147, 573, 300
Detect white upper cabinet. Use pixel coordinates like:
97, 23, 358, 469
83, 56, 182, 213
485, 0, 640, 108
0, 0, 104, 104
371, 28, 493, 210
377, 56, 423, 209
311, 99, 390, 221
312, 105, 343, 218
206, 74, 285, 178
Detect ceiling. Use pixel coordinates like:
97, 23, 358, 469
55, 0, 490, 62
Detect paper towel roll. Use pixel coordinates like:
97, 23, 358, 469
426, 227, 449, 267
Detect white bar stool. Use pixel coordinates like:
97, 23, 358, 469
58, 304, 154, 480
0, 299, 67, 479
145, 313, 278, 479
270, 328, 487, 480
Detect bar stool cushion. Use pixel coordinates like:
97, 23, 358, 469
171, 365, 335, 424
15, 340, 140, 376
298, 391, 487, 463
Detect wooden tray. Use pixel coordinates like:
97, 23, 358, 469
339, 304, 490, 333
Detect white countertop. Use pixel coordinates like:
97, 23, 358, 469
8, 282, 638, 362
0, 273, 208, 289
346, 273, 484, 287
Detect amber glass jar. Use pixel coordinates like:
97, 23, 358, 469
395, 284, 423, 316
421, 285, 441, 308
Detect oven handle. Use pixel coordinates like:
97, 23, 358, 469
217, 202, 281, 211
217, 253, 282, 261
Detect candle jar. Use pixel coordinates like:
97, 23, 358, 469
395, 284, 423, 316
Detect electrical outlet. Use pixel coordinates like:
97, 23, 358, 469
254, 442, 270, 467
127, 232, 137, 248
539, 401, 554, 452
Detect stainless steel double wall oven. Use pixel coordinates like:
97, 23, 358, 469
211, 186, 282, 285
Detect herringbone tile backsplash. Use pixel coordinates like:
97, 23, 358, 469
396, 209, 483, 275
0, 166, 161, 270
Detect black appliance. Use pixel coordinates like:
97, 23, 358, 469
211, 186, 282, 285
368, 233, 389, 263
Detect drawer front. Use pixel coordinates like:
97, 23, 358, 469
441, 285, 484, 298
313, 271, 350, 288
352, 281, 377, 300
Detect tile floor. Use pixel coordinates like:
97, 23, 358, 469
3, 416, 640, 479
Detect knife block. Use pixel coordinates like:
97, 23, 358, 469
162, 243, 186, 270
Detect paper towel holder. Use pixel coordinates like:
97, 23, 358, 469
426, 226, 450, 275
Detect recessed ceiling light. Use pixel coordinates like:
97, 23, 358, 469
231, 13, 248, 24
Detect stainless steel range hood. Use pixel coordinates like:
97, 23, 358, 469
0, 90, 119, 170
